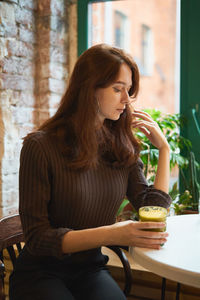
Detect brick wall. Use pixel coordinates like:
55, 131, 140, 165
0, 0, 77, 217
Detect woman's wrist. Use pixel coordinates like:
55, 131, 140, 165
158, 143, 170, 152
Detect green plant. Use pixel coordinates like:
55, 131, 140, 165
134, 109, 200, 214
117, 109, 199, 218
171, 151, 200, 214
134, 109, 191, 183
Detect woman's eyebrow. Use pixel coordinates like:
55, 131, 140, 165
114, 81, 132, 89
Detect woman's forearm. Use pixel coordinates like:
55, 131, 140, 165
61, 225, 111, 253
154, 146, 170, 193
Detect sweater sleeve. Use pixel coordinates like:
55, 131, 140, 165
19, 135, 71, 258
126, 159, 172, 211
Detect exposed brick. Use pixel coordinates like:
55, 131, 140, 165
37, 77, 66, 94
0, 90, 14, 108
49, 108, 57, 117
40, 62, 68, 80
4, 0, 18, 4
50, 62, 68, 80
37, 16, 50, 31
37, 24, 67, 48
50, 46, 67, 64
36, 92, 60, 109
50, 29, 68, 46
37, 29, 50, 46
0, 73, 34, 91
0, 206, 18, 218
7, 39, 35, 58
0, 0, 71, 216
19, 125, 34, 139
33, 109, 50, 127
1, 190, 19, 209
37, 78, 49, 94
48, 93, 60, 109
51, 0, 66, 17
19, 0, 37, 11
12, 90, 35, 107
39, 63, 50, 78
2, 158, 19, 174
34, 92, 49, 109
0, 2, 18, 37
0, 57, 34, 76
0, 38, 8, 59
38, 0, 51, 16
36, 47, 50, 65
3, 135, 21, 155
49, 78, 66, 94
5, 0, 18, 3
0, 2, 15, 25
50, 16, 67, 33
11, 106, 34, 125
0, 24, 18, 38
2, 173, 18, 191
19, 25, 36, 44
15, 6, 35, 26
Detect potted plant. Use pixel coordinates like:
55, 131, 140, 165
170, 151, 200, 214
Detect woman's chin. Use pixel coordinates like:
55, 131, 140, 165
107, 116, 120, 121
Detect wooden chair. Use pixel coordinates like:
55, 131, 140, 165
0, 214, 24, 300
0, 214, 132, 299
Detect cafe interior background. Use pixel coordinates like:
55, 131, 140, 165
0, 0, 200, 299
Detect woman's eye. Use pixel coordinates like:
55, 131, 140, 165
113, 87, 121, 93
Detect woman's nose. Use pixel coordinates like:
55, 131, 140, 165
121, 90, 130, 104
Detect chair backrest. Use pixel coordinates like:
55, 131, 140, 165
0, 214, 24, 300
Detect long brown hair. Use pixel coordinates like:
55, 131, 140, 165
37, 44, 140, 169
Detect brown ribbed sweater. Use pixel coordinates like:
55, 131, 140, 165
19, 131, 171, 258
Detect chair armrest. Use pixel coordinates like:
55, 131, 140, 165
106, 246, 132, 296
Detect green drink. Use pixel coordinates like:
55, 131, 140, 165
139, 206, 167, 232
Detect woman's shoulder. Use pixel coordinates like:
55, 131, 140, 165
22, 131, 57, 156
21, 131, 58, 163
23, 130, 52, 145
128, 157, 144, 170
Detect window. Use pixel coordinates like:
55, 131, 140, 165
141, 24, 153, 76
114, 11, 127, 49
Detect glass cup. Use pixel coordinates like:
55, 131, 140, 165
139, 206, 167, 232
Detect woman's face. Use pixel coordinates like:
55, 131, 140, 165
95, 63, 132, 123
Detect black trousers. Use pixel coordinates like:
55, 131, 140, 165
9, 246, 126, 300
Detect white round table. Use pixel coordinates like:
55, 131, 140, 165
130, 214, 200, 289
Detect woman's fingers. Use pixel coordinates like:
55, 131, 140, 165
132, 120, 157, 130
131, 242, 161, 250
112, 220, 169, 249
134, 223, 168, 239
134, 221, 166, 229
133, 236, 168, 245
130, 222, 168, 247
131, 112, 169, 149
132, 110, 153, 122
130, 236, 168, 249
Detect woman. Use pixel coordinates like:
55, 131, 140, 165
10, 44, 171, 300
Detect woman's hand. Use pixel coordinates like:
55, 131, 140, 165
132, 110, 169, 150
108, 220, 168, 249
